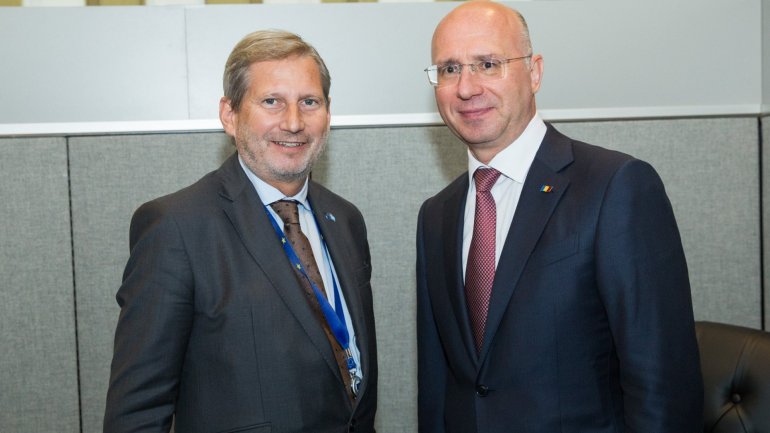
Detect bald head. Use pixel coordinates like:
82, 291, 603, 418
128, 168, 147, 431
428, 0, 543, 163
432, 1, 532, 64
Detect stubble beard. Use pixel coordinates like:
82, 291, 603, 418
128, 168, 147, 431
237, 127, 328, 185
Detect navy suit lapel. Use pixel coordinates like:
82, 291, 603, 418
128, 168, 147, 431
478, 126, 574, 361
216, 155, 341, 381
440, 176, 480, 365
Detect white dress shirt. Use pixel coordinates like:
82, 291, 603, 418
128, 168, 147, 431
462, 113, 547, 281
238, 156, 363, 380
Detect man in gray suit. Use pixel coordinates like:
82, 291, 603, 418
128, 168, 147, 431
104, 30, 377, 433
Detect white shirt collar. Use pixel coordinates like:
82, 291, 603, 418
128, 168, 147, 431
237, 154, 310, 210
468, 112, 547, 184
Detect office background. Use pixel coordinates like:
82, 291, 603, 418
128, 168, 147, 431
1, 1, 768, 432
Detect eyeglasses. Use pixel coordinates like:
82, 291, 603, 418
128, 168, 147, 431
424, 55, 532, 87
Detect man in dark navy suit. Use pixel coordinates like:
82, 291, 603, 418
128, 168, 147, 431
416, 2, 703, 432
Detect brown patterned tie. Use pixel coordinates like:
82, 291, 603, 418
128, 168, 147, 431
269, 200, 355, 400
465, 168, 501, 354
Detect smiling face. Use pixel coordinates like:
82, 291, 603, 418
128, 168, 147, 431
220, 55, 330, 196
432, 2, 543, 164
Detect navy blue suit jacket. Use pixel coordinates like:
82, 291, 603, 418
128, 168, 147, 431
416, 124, 703, 433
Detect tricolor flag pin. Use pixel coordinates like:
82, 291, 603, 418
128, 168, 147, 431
540, 185, 553, 193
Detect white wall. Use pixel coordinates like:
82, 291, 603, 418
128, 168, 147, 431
0, 7, 189, 123
0, 0, 765, 132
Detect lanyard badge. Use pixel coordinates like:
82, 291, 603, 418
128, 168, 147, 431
264, 204, 361, 397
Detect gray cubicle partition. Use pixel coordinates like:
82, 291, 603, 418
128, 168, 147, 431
1, 117, 766, 432
0, 138, 80, 432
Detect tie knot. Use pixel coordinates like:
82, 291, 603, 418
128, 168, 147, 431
270, 200, 300, 225
474, 168, 501, 192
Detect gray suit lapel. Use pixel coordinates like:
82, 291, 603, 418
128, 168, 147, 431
307, 183, 373, 398
479, 127, 574, 361
309, 194, 362, 330
216, 155, 341, 381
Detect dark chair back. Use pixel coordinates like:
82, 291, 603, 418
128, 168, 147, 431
696, 321, 770, 432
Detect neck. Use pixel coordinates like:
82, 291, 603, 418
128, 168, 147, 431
470, 147, 502, 166
470, 112, 536, 164
271, 179, 306, 197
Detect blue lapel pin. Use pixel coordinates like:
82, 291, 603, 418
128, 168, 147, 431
540, 185, 553, 193
325, 212, 336, 222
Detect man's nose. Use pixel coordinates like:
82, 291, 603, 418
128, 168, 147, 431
455, 65, 483, 100
280, 104, 305, 133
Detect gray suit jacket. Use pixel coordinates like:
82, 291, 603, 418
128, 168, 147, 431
104, 153, 377, 433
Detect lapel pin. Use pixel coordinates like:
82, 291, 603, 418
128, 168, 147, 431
540, 185, 553, 193
325, 212, 336, 222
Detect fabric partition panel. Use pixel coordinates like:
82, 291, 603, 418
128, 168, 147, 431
0, 137, 80, 433
1, 116, 761, 432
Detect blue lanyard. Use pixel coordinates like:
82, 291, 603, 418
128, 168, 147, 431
263, 203, 360, 392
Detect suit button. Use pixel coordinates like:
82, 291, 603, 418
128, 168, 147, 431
476, 385, 489, 397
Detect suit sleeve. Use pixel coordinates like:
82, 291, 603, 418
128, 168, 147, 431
103, 201, 194, 433
416, 202, 448, 433
594, 159, 703, 432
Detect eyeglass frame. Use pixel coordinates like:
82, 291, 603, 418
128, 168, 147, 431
424, 55, 532, 87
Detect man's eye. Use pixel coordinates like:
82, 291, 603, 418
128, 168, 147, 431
480, 61, 498, 71
441, 65, 460, 76
263, 98, 277, 105
302, 99, 318, 106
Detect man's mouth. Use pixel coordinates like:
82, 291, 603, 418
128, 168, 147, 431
274, 141, 305, 148
458, 107, 491, 116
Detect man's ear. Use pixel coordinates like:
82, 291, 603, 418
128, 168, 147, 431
529, 54, 544, 94
219, 97, 237, 137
